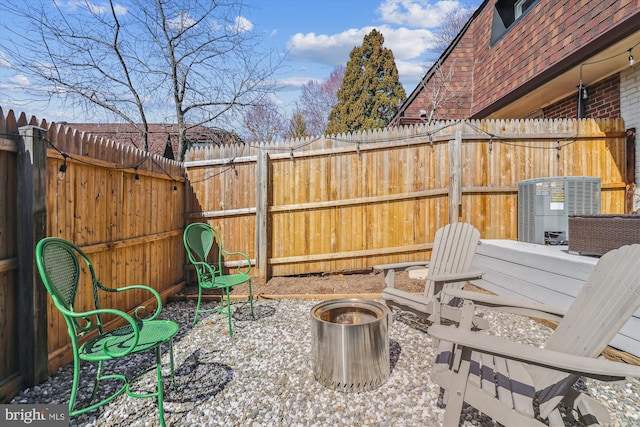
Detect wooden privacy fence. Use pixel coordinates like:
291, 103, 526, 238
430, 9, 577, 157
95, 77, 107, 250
0, 108, 186, 402
0, 110, 630, 403
184, 118, 628, 279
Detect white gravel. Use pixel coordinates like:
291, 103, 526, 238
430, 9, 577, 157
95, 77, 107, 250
10, 298, 640, 426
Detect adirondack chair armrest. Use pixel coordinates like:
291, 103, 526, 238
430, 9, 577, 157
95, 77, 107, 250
373, 261, 430, 271
373, 261, 430, 288
428, 325, 640, 381
441, 289, 566, 322
425, 270, 484, 284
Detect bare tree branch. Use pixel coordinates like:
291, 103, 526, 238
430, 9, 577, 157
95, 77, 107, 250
0, 0, 283, 160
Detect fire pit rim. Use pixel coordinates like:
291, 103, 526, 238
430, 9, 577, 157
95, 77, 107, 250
309, 298, 389, 325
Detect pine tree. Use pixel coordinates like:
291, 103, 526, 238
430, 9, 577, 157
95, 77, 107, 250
287, 110, 307, 139
326, 29, 406, 135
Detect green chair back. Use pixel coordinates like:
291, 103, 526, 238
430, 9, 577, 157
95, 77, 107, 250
184, 222, 216, 264
37, 238, 106, 336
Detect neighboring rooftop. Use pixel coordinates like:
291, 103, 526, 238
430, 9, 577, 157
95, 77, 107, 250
66, 123, 243, 159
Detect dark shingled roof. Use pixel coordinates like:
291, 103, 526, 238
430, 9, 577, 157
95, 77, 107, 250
66, 123, 243, 159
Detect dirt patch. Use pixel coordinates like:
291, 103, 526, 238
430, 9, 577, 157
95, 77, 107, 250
175, 270, 425, 298
174, 269, 493, 298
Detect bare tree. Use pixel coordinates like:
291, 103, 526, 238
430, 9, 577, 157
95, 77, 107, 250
298, 66, 344, 136
0, 0, 282, 160
431, 8, 475, 57
419, 59, 469, 123
242, 100, 285, 144
418, 7, 475, 122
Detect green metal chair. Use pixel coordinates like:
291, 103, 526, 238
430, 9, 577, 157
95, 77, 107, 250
35, 237, 178, 426
183, 222, 254, 335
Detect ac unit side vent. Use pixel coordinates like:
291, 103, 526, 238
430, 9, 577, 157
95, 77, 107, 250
517, 177, 601, 245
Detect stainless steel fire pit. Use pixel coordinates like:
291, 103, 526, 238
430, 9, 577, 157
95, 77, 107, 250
310, 299, 390, 392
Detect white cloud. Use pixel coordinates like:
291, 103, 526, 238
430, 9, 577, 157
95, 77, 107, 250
112, 4, 128, 15
167, 13, 197, 31
377, 0, 459, 28
55, 1, 127, 16
0, 51, 12, 68
9, 74, 30, 86
287, 28, 365, 66
236, 16, 254, 32
286, 25, 434, 67
382, 26, 435, 59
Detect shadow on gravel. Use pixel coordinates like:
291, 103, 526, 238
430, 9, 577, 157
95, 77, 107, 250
165, 348, 233, 404
390, 339, 401, 373
232, 303, 276, 321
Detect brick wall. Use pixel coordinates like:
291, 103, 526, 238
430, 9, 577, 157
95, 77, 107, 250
544, 74, 621, 119
398, 0, 639, 122
473, 0, 634, 115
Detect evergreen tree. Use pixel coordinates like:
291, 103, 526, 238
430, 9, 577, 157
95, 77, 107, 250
287, 110, 308, 139
326, 29, 406, 135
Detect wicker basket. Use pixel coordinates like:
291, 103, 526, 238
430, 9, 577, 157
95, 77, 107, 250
568, 215, 640, 256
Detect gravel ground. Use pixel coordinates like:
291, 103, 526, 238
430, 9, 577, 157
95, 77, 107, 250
10, 298, 640, 426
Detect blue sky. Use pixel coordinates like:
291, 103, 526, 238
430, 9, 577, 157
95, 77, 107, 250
0, 0, 481, 123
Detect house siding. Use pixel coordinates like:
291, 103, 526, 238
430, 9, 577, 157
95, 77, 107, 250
406, 36, 475, 121
621, 65, 640, 184
396, 0, 640, 122
473, 0, 635, 116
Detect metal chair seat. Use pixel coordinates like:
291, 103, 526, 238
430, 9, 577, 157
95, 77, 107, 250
80, 320, 179, 362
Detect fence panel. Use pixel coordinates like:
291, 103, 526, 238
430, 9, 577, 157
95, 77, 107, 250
42, 129, 186, 372
0, 108, 187, 400
0, 108, 21, 402
184, 118, 627, 279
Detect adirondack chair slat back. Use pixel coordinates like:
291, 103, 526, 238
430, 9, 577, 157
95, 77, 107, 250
425, 223, 481, 300
533, 244, 640, 416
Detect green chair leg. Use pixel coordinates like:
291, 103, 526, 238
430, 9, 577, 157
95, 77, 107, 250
248, 280, 255, 319
192, 287, 204, 326
225, 287, 233, 336
156, 345, 166, 427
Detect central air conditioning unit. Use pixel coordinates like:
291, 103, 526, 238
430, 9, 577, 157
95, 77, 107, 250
518, 176, 601, 245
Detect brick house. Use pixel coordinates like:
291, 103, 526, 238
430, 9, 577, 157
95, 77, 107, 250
67, 123, 242, 159
390, 0, 640, 197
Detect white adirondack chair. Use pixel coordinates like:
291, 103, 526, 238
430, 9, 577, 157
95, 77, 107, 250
374, 222, 488, 329
429, 243, 640, 426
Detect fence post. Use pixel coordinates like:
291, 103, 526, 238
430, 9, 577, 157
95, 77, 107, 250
449, 131, 462, 223
256, 150, 271, 279
17, 125, 49, 385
